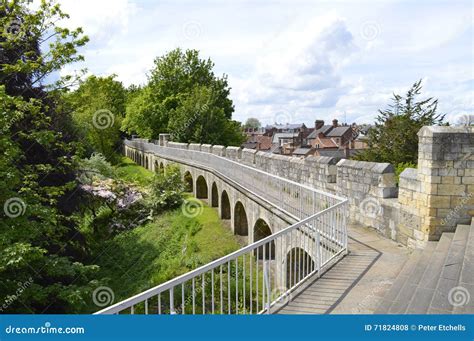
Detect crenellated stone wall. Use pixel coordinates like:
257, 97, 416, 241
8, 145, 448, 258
150, 129, 474, 248
398, 126, 474, 248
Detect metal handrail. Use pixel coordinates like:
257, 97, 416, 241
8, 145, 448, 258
94, 140, 348, 315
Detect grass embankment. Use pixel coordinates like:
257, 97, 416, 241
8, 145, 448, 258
91, 157, 241, 308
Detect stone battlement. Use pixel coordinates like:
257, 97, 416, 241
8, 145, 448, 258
131, 126, 473, 248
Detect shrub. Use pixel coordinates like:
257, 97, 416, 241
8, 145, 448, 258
395, 162, 417, 185
147, 165, 185, 214
77, 153, 116, 184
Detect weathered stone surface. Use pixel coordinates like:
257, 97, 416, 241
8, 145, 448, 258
212, 145, 225, 157
128, 125, 472, 249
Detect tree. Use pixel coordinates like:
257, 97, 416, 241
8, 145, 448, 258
68, 75, 126, 163
167, 85, 245, 146
0, 0, 99, 313
354, 80, 445, 166
243, 118, 261, 129
457, 114, 474, 126
122, 48, 243, 145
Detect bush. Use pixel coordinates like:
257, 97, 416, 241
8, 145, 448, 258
77, 153, 116, 184
395, 162, 417, 185
147, 165, 185, 213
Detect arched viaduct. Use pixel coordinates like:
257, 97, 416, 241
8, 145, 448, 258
124, 143, 335, 290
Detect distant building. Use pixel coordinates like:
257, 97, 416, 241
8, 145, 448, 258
242, 134, 272, 151
242, 117, 368, 159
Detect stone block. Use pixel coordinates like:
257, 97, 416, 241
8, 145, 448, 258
212, 145, 225, 156
462, 177, 474, 184
437, 184, 468, 196
201, 144, 212, 153
427, 195, 451, 208
226, 146, 242, 160
188, 143, 201, 151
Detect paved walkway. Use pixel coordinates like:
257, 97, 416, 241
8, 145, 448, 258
276, 224, 412, 314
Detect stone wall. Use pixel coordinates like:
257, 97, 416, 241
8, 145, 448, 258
133, 126, 474, 249
398, 126, 474, 248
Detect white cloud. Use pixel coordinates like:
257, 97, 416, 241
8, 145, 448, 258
56, 0, 473, 125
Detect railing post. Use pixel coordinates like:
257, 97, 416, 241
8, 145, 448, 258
263, 260, 271, 314
316, 230, 321, 277
343, 203, 348, 254
170, 288, 176, 314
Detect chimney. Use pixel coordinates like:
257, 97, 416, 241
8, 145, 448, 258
315, 120, 324, 130
332, 119, 338, 128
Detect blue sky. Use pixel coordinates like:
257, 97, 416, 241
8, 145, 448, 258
57, 0, 473, 125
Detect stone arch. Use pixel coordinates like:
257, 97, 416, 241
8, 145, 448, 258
196, 176, 208, 199
286, 247, 314, 289
184, 171, 193, 192
145, 156, 149, 169
234, 201, 248, 236
211, 182, 218, 207
221, 190, 231, 219
254, 219, 275, 260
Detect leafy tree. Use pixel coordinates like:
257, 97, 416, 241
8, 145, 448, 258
243, 117, 261, 129
354, 80, 445, 166
168, 85, 245, 145
121, 85, 165, 138
68, 75, 126, 163
0, 0, 100, 313
122, 48, 243, 145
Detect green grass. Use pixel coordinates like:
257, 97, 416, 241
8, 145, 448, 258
87, 160, 242, 312
90, 198, 240, 311
114, 156, 154, 186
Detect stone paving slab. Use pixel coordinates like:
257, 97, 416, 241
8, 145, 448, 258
277, 224, 411, 314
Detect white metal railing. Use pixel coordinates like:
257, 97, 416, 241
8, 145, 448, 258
95, 140, 348, 315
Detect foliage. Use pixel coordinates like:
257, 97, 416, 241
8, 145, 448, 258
243, 117, 261, 129
67, 75, 126, 163
0, 0, 100, 313
77, 153, 115, 184
354, 80, 446, 165
121, 48, 244, 146
168, 85, 246, 145
87, 197, 241, 311
147, 165, 185, 214
395, 162, 417, 184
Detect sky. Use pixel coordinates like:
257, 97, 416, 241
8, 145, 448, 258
55, 0, 473, 126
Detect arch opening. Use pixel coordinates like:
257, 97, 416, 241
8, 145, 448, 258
211, 182, 218, 207
196, 176, 208, 199
254, 219, 275, 260
234, 201, 248, 236
221, 190, 231, 220
286, 247, 314, 289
